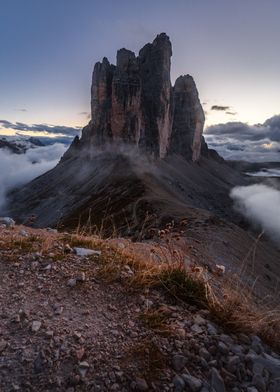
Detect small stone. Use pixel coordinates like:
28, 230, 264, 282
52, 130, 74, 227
77, 272, 86, 282
31, 320, 42, 332
144, 299, 153, 308
230, 344, 245, 356
74, 331, 82, 340
220, 334, 233, 345
43, 264, 52, 271
172, 375, 185, 391
193, 314, 206, 325
19, 229, 28, 237
211, 368, 226, 392
191, 324, 203, 334
0, 339, 7, 353
74, 247, 101, 257
78, 361, 89, 378
252, 374, 266, 392
172, 354, 187, 372
214, 264, 225, 275
64, 244, 73, 253
181, 374, 202, 391
199, 347, 211, 361
76, 348, 85, 361
79, 361, 89, 368
67, 278, 77, 287
121, 265, 134, 277
46, 228, 58, 233
200, 357, 209, 369
226, 355, 240, 373
251, 335, 264, 354
135, 377, 148, 391
54, 305, 63, 315
176, 328, 186, 339
218, 341, 229, 355
0, 217, 15, 227
45, 330, 54, 338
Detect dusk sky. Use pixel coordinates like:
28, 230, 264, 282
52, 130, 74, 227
1, 0, 280, 141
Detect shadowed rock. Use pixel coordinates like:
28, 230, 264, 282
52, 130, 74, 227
69, 33, 205, 161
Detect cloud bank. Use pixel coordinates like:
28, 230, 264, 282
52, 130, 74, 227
230, 184, 280, 242
205, 114, 280, 162
0, 119, 81, 138
0, 144, 67, 209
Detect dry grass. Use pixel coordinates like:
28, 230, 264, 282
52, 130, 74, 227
125, 340, 167, 381
60, 232, 105, 251
88, 230, 280, 352
207, 277, 280, 351
3, 225, 280, 351
139, 310, 171, 335
0, 235, 42, 252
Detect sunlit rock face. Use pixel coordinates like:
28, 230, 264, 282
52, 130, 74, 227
74, 33, 205, 161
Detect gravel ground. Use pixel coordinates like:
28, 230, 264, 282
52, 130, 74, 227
0, 225, 279, 392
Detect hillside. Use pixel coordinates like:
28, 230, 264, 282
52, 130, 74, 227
1, 224, 280, 391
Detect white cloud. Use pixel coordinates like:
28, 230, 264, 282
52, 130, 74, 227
0, 143, 66, 209
230, 184, 280, 242
205, 114, 280, 162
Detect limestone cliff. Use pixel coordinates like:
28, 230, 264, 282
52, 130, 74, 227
72, 33, 205, 162
169, 75, 205, 161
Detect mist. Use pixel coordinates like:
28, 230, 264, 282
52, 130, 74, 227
230, 184, 280, 242
0, 143, 67, 210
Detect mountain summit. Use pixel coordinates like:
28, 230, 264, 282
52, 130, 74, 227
66, 33, 205, 161
4, 34, 244, 232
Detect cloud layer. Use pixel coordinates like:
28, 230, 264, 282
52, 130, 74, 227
0, 120, 80, 138
230, 184, 280, 243
0, 144, 67, 209
205, 115, 280, 162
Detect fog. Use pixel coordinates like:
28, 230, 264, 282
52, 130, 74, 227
246, 169, 280, 177
0, 144, 67, 209
230, 184, 280, 242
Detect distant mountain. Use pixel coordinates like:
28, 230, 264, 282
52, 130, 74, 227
0, 136, 46, 154
0, 138, 24, 154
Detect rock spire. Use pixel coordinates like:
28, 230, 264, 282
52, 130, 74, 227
73, 33, 205, 161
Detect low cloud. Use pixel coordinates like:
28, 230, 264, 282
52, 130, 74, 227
0, 144, 67, 209
205, 114, 280, 161
211, 105, 230, 111
0, 120, 81, 137
14, 108, 28, 112
230, 184, 280, 242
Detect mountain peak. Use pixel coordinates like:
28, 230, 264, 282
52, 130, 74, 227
69, 33, 204, 161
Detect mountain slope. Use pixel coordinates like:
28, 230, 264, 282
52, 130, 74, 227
6, 149, 248, 233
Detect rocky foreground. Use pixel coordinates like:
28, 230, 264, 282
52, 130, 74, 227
0, 224, 280, 392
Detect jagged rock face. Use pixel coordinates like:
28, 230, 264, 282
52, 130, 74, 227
111, 49, 141, 143
138, 33, 173, 157
69, 33, 205, 161
170, 75, 205, 161
87, 58, 115, 144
